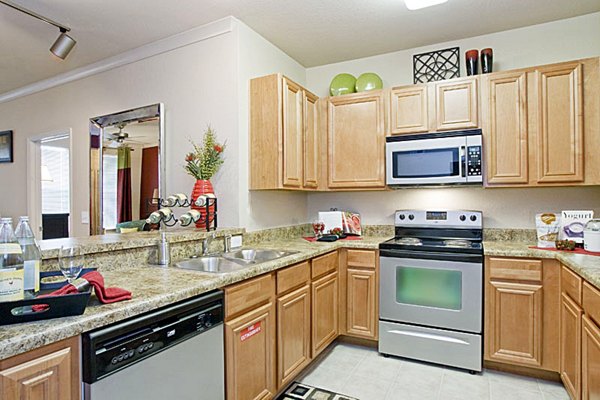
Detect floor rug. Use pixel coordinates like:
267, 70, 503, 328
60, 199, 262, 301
276, 382, 358, 400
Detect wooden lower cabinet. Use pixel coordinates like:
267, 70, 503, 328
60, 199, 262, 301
582, 315, 600, 400
225, 302, 277, 400
346, 268, 377, 338
0, 337, 80, 400
277, 284, 311, 389
561, 293, 583, 400
311, 272, 339, 357
487, 279, 543, 366
484, 257, 559, 372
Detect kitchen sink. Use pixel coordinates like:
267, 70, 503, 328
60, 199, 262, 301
175, 256, 244, 274
174, 249, 298, 273
224, 249, 298, 264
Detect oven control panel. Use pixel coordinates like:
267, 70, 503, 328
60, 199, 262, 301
395, 210, 482, 228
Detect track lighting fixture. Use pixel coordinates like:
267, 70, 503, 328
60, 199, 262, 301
0, 0, 76, 60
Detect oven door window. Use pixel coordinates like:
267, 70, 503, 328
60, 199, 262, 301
392, 148, 459, 178
396, 266, 462, 310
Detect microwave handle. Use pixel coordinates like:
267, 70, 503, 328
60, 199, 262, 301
460, 146, 466, 178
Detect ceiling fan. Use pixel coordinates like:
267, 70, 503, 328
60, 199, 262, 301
103, 123, 143, 148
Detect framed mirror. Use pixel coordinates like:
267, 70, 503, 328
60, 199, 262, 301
89, 104, 165, 235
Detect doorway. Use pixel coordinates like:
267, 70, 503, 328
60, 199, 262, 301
27, 130, 72, 240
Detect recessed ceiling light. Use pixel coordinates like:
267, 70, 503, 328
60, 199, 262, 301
404, 0, 448, 11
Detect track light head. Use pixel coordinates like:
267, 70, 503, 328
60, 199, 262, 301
50, 30, 76, 60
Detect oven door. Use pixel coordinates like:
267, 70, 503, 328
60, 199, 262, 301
379, 255, 482, 333
386, 135, 468, 185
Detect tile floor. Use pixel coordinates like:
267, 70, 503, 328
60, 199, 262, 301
297, 342, 570, 400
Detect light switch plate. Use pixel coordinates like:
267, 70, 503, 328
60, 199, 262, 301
230, 235, 243, 249
81, 211, 90, 224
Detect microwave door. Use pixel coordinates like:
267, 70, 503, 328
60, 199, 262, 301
387, 136, 467, 185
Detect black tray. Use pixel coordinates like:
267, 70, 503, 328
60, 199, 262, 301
0, 268, 95, 326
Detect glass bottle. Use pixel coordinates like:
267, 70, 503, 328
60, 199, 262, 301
15, 216, 41, 295
0, 218, 25, 302
179, 209, 201, 226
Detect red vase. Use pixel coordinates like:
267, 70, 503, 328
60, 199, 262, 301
190, 179, 215, 229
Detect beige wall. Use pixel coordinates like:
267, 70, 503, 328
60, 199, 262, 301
305, 12, 600, 229
0, 20, 239, 236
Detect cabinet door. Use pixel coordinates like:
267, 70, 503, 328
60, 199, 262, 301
561, 293, 583, 400
277, 285, 311, 389
328, 92, 385, 188
487, 280, 543, 366
225, 302, 276, 400
303, 91, 319, 189
390, 85, 428, 134
282, 78, 304, 188
582, 315, 600, 400
346, 268, 377, 339
482, 71, 529, 184
311, 272, 339, 357
536, 63, 584, 183
434, 77, 479, 131
0, 341, 78, 400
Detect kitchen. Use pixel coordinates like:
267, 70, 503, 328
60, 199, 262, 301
0, 0, 600, 399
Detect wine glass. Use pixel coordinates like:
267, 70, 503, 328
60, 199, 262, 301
58, 246, 85, 284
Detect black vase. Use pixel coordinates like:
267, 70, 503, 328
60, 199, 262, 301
466, 50, 479, 76
481, 48, 493, 74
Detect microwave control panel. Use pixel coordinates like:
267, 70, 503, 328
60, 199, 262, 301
466, 146, 482, 176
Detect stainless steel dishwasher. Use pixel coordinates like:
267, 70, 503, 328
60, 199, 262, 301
82, 290, 224, 400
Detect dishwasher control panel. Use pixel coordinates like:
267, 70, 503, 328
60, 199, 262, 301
82, 290, 223, 383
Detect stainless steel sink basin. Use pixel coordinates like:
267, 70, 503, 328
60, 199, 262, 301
175, 256, 243, 274
224, 249, 297, 264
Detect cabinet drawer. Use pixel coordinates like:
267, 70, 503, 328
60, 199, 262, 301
488, 257, 542, 281
583, 282, 600, 325
277, 261, 310, 295
311, 251, 338, 279
225, 273, 275, 318
346, 249, 376, 269
562, 265, 583, 305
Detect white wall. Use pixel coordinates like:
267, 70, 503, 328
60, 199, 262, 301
0, 19, 239, 236
306, 12, 600, 96
234, 20, 309, 231
305, 12, 600, 229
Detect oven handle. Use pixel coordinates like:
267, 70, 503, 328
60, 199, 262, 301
388, 329, 470, 345
379, 249, 483, 263
460, 145, 466, 178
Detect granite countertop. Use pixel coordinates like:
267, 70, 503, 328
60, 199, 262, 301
2, 236, 599, 361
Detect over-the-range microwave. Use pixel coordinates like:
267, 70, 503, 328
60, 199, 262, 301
386, 129, 483, 187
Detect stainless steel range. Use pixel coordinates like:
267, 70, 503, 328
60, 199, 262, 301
378, 209, 483, 372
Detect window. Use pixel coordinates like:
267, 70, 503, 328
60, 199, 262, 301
41, 145, 70, 214
103, 153, 118, 230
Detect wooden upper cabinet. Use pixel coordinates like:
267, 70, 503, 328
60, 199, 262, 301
0, 337, 80, 400
434, 77, 479, 131
250, 74, 319, 190
328, 91, 386, 189
536, 62, 584, 183
303, 91, 319, 188
482, 71, 529, 184
389, 85, 428, 134
282, 78, 304, 188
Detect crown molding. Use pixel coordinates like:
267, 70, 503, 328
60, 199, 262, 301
0, 16, 235, 104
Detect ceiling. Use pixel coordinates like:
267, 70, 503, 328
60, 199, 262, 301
103, 120, 159, 148
1, 0, 599, 94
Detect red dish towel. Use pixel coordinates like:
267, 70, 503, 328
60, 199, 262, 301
38, 271, 132, 303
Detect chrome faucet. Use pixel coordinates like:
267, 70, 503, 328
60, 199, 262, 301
202, 232, 216, 256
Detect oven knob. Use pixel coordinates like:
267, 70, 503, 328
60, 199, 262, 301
459, 215, 466, 221
399, 214, 405, 220
470, 215, 477, 222
408, 214, 414, 220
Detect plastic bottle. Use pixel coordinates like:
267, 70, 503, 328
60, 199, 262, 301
15, 216, 41, 295
0, 218, 25, 302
